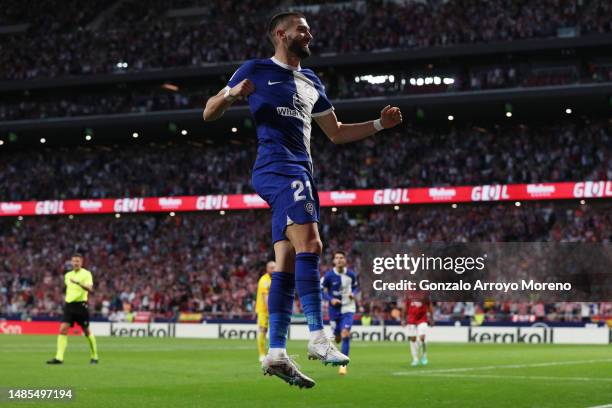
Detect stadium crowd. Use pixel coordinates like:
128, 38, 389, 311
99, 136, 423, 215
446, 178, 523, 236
1, 201, 610, 323
1, 0, 610, 81
0, 87, 213, 122
5, 62, 612, 121
1, 119, 609, 201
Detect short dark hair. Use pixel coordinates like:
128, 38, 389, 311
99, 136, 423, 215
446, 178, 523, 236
333, 250, 346, 257
267, 11, 306, 46
72, 253, 83, 259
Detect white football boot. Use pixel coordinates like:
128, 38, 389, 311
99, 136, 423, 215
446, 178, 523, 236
307, 335, 350, 366
262, 354, 315, 389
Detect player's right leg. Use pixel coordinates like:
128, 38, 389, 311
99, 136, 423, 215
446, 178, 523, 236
407, 324, 419, 366
339, 313, 354, 357
47, 321, 70, 364
286, 223, 348, 367
418, 323, 428, 365
256, 314, 268, 362
330, 317, 341, 344
338, 313, 354, 375
261, 239, 315, 388
409, 338, 419, 367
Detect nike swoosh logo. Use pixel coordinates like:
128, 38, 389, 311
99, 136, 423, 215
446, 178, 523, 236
268, 80, 283, 85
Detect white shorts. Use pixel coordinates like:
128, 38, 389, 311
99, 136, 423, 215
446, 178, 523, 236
407, 322, 428, 337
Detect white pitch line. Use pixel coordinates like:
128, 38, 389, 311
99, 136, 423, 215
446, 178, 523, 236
585, 404, 612, 408
392, 358, 612, 376
415, 373, 612, 383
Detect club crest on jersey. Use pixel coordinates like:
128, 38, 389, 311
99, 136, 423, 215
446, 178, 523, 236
305, 202, 314, 215
276, 95, 308, 120
276, 88, 317, 120
293, 93, 307, 112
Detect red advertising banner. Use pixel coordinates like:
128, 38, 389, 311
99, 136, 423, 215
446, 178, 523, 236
0, 320, 83, 335
0, 181, 610, 217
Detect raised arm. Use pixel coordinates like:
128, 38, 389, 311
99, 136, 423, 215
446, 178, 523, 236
314, 105, 402, 145
203, 79, 255, 121
203, 61, 256, 121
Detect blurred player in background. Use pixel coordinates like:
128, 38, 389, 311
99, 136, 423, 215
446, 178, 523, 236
321, 251, 359, 375
256, 261, 275, 362
403, 290, 434, 367
46, 254, 98, 365
203, 11, 402, 388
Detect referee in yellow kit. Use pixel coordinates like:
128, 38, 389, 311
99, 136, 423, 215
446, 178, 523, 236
47, 253, 99, 365
256, 261, 274, 362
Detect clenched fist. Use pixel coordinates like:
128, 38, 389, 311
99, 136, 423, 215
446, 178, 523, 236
380, 105, 403, 129
228, 79, 255, 99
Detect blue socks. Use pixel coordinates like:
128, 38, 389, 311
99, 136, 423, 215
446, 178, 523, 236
295, 252, 324, 332
268, 272, 295, 349
341, 336, 350, 356
267, 252, 323, 351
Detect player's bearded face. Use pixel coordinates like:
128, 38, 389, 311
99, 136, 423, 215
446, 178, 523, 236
287, 32, 311, 59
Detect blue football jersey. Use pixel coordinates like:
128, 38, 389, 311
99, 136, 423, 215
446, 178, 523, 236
226, 57, 334, 172
321, 268, 359, 315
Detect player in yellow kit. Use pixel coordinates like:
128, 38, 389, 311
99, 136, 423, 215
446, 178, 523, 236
47, 253, 99, 365
256, 261, 275, 362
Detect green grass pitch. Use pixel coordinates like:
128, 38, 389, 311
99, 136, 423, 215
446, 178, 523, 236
0, 335, 611, 408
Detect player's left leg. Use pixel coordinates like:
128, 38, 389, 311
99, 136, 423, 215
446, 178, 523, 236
80, 309, 98, 364
286, 223, 348, 367
286, 222, 323, 334
83, 328, 99, 364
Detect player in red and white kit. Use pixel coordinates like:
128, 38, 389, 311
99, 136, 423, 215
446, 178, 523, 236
402, 290, 434, 366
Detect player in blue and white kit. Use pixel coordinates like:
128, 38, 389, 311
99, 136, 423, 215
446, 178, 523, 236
204, 11, 402, 388
321, 251, 358, 376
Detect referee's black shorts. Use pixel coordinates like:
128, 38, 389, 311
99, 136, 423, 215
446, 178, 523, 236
62, 302, 90, 329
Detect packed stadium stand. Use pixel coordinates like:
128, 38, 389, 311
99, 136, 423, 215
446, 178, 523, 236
2, 202, 610, 322
1, 0, 610, 80
0, 119, 609, 200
